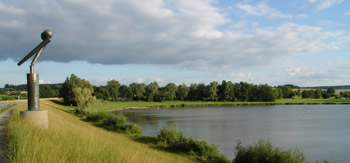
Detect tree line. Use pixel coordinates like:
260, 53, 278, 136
93, 79, 283, 102
3, 74, 350, 103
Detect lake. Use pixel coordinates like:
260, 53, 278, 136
118, 105, 350, 162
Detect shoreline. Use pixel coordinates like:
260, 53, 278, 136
98, 98, 350, 111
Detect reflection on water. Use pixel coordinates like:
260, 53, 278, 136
116, 105, 350, 162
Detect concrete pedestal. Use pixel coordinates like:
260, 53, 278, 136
20, 110, 48, 129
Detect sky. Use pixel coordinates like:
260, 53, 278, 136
1, 0, 350, 88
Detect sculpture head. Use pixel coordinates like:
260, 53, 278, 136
41, 29, 52, 40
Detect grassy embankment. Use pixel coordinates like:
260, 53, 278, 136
7, 102, 197, 163
94, 98, 350, 111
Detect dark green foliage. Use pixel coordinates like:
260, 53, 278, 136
302, 90, 313, 98
107, 80, 120, 101
314, 89, 322, 98
195, 83, 207, 101
129, 83, 146, 100
340, 91, 350, 99
302, 90, 330, 99
218, 80, 235, 101
326, 88, 335, 94
252, 84, 276, 102
145, 82, 159, 101
94, 80, 278, 102
187, 84, 199, 101
322, 92, 330, 99
119, 85, 132, 100
156, 83, 177, 101
39, 84, 55, 98
94, 86, 110, 100
274, 88, 283, 99
4, 84, 27, 91
207, 81, 219, 101
235, 82, 253, 101
280, 86, 295, 98
157, 126, 228, 162
233, 140, 305, 163
176, 84, 189, 100
84, 111, 142, 134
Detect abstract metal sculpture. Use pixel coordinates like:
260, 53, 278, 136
17, 29, 52, 111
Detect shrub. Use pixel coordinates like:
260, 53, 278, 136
83, 111, 142, 134
157, 125, 228, 162
233, 140, 305, 163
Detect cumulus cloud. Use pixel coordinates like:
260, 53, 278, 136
0, 0, 348, 73
236, 3, 293, 19
306, 0, 343, 10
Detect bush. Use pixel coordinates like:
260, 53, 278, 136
233, 140, 305, 163
157, 125, 228, 162
83, 111, 142, 134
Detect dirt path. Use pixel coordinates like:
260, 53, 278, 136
0, 107, 14, 163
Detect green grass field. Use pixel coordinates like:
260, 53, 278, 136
7, 102, 196, 163
93, 98, 350, 111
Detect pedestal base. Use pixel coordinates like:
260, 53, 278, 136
20, 110, 48, 129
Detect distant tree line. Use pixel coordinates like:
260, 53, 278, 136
3, 74, 350, 103
93, 80, 299, 102
1, 83, 61, 99
300, 88, 335, 99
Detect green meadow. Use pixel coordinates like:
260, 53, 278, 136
7, 102, 196, 163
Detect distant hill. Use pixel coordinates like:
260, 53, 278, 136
301, 85, 350, 89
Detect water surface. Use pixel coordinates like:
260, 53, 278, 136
118, 105, 350, 162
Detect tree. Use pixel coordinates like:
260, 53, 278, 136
314, 89, 322, 98
129, 83, 146, 100
163, 83, 177, 101
59, 74, 98, 110
73, 87, 99, 110
274, 88, 283, 99
119, 85, 132, 100
176, 84, 189, 100
235, 82, 252, 101
107, 80, 120, 101
322, 91, 330, 99
256, 84, 276, 102
280, 86, 295, 98
302, 90, 312, 98
39, 84, 54, 98
187, 84, 199, 101
197, 83, 207, 101
327, 88, 335, 96
207, 81, 219, 101
218, 80, 234, 101
94, 86, 110, 100
342, 91, 350, 99
145, 82, 159, 101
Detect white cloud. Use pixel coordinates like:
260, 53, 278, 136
345, 11, 350, 16
289, 67, 301, 76
296, 14, 308, 18
306, 0, 343, 10
236, 3, 293, 19
231, 21, 248, 28
307, 0, 318, 3
0, 0, 348, 74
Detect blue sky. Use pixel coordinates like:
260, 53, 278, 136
0, 0, 349, 87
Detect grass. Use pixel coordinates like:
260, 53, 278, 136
0, 104, 15, 114
93, 98, 350, 111
7, 101, 197, 163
